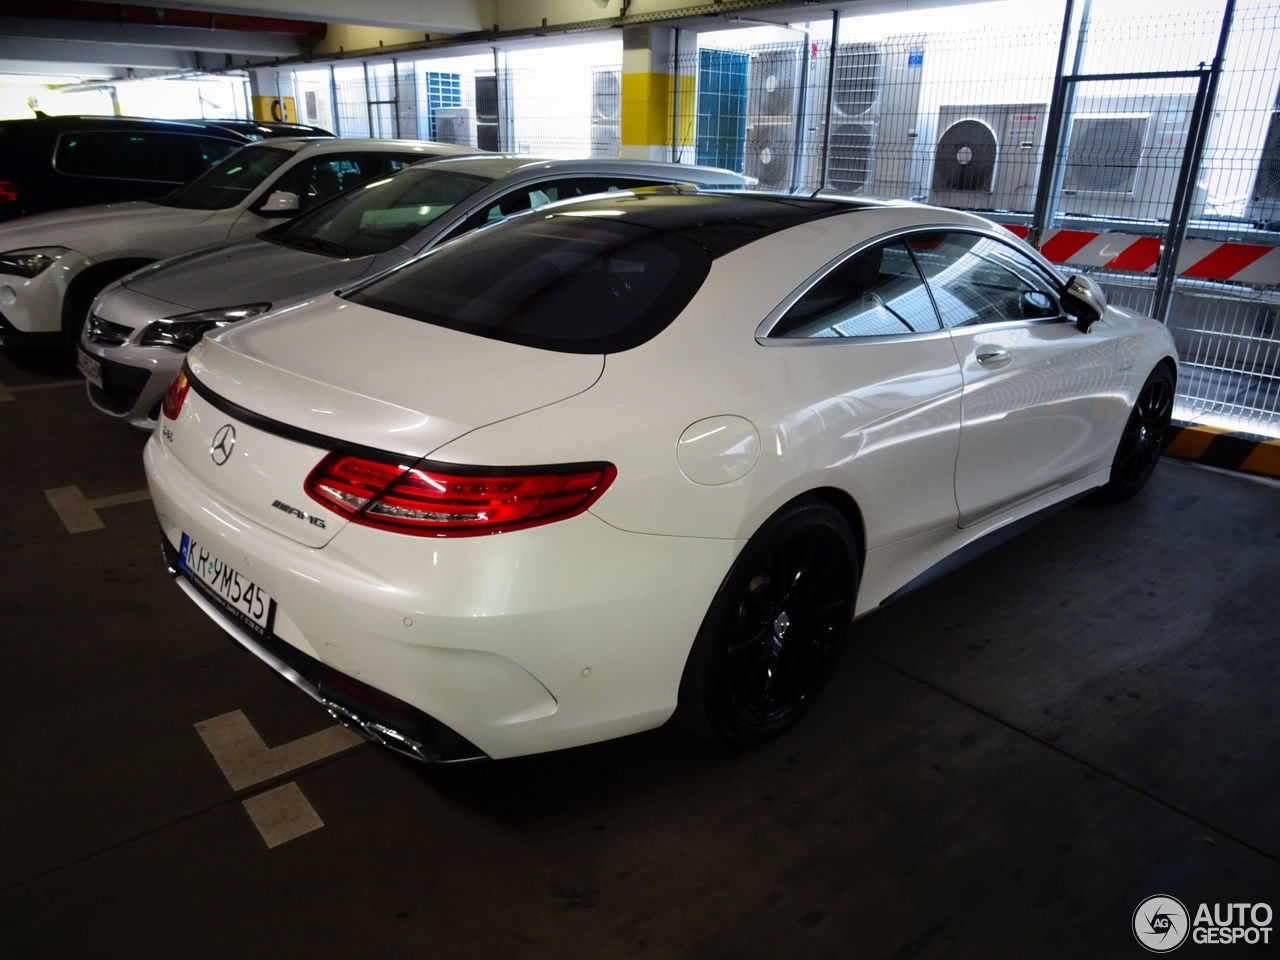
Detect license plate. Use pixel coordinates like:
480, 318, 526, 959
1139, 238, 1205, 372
77, 350, 103, 388
178, 533, 275, 636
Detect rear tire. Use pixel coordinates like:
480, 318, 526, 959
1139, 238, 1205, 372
1098, 365, 1175, 502
677, 497, 858, 748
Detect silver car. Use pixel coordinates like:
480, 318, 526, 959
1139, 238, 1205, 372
80, 156, 750, 429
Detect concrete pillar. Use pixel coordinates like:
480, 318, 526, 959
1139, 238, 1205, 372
621, 25, 696, 163
248, 67, 297, 124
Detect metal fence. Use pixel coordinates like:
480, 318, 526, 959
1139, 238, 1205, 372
281, 0, 1280, 436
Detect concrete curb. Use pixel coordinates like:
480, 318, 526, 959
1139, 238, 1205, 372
1163, 422, 1280, 479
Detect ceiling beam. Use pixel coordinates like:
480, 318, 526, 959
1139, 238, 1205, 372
0, 17, 307, 57
118, 0, 484, 32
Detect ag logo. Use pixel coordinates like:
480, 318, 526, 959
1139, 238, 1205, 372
1134, 895, 1190, 952
210, 424, 236, 465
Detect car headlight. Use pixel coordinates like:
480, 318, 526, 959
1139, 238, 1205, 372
139, 303, 272, 350
0, 246, 69, 278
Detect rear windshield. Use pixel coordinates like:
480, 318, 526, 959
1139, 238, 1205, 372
161, 144, 293, 210
347, 211, 712, 354
269, 166, 493, 257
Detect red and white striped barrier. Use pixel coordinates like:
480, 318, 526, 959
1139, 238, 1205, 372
1000, 225, 1280, 286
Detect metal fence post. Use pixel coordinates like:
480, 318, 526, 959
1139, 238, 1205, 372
329, 65, 339, 136
1029, 0, 1076, 248
671, 29, 680, 163
790, 24, 811, 193
819, 10, 840, 191
363, 61, 374, 137
1152, 0, 1237, 323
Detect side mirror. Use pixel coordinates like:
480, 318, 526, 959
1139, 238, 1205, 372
1062, 274, 1107, 332
259, 190, 300, 215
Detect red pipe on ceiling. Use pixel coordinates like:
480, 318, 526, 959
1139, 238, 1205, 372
0, 0, 327, 37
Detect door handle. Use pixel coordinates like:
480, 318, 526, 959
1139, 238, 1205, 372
975, 346, 1011, 367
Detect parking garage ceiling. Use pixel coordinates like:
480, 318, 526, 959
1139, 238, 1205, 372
0, 0, 973, 78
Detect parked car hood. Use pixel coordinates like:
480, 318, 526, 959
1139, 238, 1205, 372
189, 295, 605, 458
122, 238, 373, 312
0, 201, 217, 252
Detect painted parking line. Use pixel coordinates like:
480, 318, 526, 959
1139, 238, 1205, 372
44, 485, 151, 533
0, 378, 83, 402
195, 709, 363, 848
195, 709, 363, 791
241, 782, 326, 849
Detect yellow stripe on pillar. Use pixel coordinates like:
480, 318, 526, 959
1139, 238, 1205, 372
621, 72, 670, 149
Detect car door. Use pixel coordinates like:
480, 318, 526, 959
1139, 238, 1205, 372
906, 231, 1122, 527
762, 238, 963, 546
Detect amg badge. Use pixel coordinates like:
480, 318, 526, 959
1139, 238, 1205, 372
271, 499, 327, 528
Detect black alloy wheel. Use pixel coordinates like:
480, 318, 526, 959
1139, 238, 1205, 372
678, 497, 858, 747
1099, 365, 1176, 502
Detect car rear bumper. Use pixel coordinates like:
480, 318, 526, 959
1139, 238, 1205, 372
145, 431, 742, 760
161, 537, 486, 763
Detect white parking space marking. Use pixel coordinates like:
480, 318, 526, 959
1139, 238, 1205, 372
241, 782, 325, 849
44, 485, 151, 533
194, 709, 363, 792
0, 378, 83, 402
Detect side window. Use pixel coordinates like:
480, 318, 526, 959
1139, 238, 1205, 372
184, 137, 242, 180
384, 155, 422, 173
906, 232, 1063, 329
55, 131, 190, 183
267, 154, 378, 212
443, 177, 640, 242
769, 241, 940, 339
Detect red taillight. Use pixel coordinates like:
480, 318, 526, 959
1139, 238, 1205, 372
0, 181, 17, 203
304, 452, 616, 537
161, 370, 190, 420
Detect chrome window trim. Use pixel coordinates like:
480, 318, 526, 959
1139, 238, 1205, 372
755, 222, 1068, 344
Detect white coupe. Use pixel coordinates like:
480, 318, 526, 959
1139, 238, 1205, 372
145, 189, 1178, 763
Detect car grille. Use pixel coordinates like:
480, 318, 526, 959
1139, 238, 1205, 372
88, 359, 150, 415
85, 314, 133, 345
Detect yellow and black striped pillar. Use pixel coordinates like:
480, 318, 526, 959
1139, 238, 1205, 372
621, 25, 697, 163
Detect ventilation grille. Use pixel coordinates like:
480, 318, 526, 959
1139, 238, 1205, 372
748, 50, 801, 119
592, 69, 621, 123
1062, 116, 1148, 194
932, 119, 997, 193
828, 123, 875, 193
832, 44, 882, 118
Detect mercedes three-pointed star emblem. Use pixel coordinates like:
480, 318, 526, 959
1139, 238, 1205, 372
210, 424, 236, 465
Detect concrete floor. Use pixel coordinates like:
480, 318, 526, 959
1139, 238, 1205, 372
2, 347, 1278, 959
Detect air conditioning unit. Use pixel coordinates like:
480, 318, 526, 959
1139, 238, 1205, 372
591, 68, 621, 159
929, 102, 1047, 212
745, 37, 926, 197
591, 124, 620, 159
744, 120, 796, 190
815, 42, 883, 195
1058, 93, 1202, 221
744, 48, 804, 189
1247, 105, 1280, 224
432, 107, 472, 147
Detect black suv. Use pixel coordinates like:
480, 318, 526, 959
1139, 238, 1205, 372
0, 115, 296, 223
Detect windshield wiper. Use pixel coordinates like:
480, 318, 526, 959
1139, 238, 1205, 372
267, 232, 351, 258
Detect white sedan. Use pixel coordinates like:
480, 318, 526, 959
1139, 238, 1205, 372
145, 189, 1177, 762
